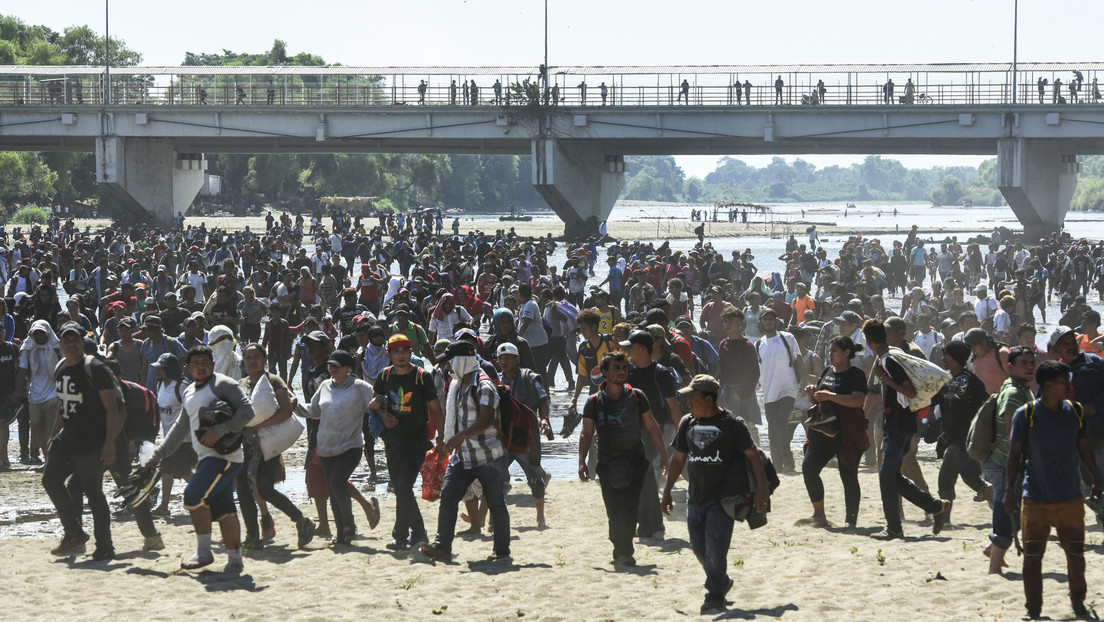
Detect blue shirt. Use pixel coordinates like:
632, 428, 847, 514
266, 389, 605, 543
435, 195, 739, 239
608, 265, 623, 293
1011, 399, 1086, 504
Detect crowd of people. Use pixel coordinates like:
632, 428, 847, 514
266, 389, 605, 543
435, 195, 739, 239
6, 209, 1104, 617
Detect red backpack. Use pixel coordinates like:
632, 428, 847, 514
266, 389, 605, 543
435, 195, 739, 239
120, 379, 160, 443
471, 376, 536, 455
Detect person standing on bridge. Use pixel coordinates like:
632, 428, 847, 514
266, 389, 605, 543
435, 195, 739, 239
578, 81, 587, 105
493, 79, 502, 105
744, 79, 752, 105
600, 82, 609, 106
463, 80, 469, 105
470, 80, 478, 105
450, 80, 458, 105
1038, 77, 1047, 104
418, 80, 427, 105
733, 78, 743, 105
678, 79, 690, 104
817, 79, 826, 104
235, 85, 246, 105
774, 75, 784, 105
1053, 78, 1062, 104
886, 79, 895, 104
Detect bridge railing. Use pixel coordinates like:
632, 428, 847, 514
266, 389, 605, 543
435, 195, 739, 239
1, 67, 1099, 108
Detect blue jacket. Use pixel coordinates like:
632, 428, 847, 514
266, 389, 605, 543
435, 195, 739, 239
1071, 352, 1104, 443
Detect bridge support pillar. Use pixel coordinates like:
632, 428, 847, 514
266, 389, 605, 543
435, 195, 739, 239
532, 139, 625, 240
997, 138, 1080, 241
95, 137, 206, 225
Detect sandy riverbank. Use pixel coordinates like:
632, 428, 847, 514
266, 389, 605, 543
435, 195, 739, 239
2, 447, 1101, 621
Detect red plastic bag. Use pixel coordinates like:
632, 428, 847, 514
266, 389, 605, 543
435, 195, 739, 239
420, 447, 449, 502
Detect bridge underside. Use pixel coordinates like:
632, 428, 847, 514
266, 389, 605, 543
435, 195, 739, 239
4, 104, 1104, 238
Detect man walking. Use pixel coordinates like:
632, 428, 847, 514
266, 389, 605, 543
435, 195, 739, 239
756, 308, 804, 472
1006, 360, 1102, 619
370, 333, 443, 551
864, 319, 952, 540
41, 322, 123, 560
422, 341, 512, 562
579, 351, 668, 567
147, 345, 255, 572
662, 374, 768, 615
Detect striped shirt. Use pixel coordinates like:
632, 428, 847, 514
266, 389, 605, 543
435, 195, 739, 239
446, 374, 503, 468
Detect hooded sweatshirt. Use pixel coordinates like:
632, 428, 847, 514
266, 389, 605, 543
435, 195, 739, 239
21, 319, 61, 403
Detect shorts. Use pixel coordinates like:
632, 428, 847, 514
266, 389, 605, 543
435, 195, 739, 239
183, 456, 242, 521
29, 397, 61, 451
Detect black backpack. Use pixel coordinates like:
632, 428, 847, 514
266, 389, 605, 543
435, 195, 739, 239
120, 379, 160, 443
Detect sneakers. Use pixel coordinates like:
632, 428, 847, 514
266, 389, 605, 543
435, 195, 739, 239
261, 514, 276, 540
296, 518, 316, 549
241, 535, 265, 552
486, 551, 511, 562
50, 532, 90, 556
871, 528, 904, 541
386, 539, 410, 551
224, 558, 244, 574
150, 506, 171, 518
90, 547, 115, 562
932, 500, 953, 535
181, 552, 215, 570
143, 534, 165, 552
613, 555, 636, 567
365, 497, 380, 530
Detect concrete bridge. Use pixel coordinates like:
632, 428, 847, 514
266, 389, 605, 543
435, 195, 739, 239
2, 62, 1103, 239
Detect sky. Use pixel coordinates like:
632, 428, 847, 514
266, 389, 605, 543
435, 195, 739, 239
7, 0, 1103, 177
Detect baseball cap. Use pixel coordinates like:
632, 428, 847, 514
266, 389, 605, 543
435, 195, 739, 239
939, 317, 959, 331
834, 311, 863, 326
436, 340, 476, 364
303, 330, 333, 345
1049, 325, 1075, 347
58, 321, 84, 338
963, 327, 989, 348
326, 349, 356, 368
678, 374, 721, 396
140, 315, 162, 331
387, 333, 413, 351
496, 342, 520, 357
645, 324, 670, 345
150, 353, 181, 375
620, 330, 654, 351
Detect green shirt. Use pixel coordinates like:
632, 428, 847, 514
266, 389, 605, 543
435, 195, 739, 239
391, 321, 429, 356
992, 377, 1033, 467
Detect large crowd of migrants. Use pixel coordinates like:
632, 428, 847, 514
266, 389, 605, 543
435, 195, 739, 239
5, 207, 1104, 618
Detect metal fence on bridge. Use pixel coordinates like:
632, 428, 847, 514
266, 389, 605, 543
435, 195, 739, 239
3, 63, 1102, 108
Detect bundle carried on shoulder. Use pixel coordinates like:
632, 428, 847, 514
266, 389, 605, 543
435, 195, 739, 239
882, 347, 952, 412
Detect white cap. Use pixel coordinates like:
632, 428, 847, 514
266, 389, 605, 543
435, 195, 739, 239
496, 342, 520, 357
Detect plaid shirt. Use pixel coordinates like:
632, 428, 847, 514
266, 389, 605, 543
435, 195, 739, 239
448, 374, 503, 468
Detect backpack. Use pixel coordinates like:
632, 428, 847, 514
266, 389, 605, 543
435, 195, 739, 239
965, 392, 1001, 461
120, 379, 160, 443
472, 375, 536, 455
56, 354, 129, 436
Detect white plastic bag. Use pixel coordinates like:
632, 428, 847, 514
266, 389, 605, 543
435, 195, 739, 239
883, 348, 951, 412
248, 374, 280, 427
257, 415, 305, 461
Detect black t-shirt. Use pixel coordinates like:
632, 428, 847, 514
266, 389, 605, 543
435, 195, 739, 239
583, 385, 651, 461
374, 366, 438, 444
815, 365, 868, 419
55, 357, 116, 453
880, 356, 916, 437
671, 409, 755, 507
0, 341, 17, 396
628, 362, 677, 426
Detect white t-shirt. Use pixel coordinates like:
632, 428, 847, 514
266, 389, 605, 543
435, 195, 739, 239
974, 296, 998, 323
428, 307, 472, 338
912, 331, 943, 360
756, 332, 801, 404
519, 299, 548, 347
157, 380, 183, 436
848, 327, 870, 371
993, 309, 1012, 334
185, 272, 207, 302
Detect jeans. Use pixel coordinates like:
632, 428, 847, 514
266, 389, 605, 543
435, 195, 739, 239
880, 431, 941, 533
545, 336, 573, 388
320, 447, 362, 539
42, 442, 112, 550
529, 343, 550, 386
983, 459, 1013, 550
802, 430, 860, 524
937, 444, 989, 501
637, 423, 672, 536
436, 454, 510, 556
510, 430, 546, 499
237, 453, 305, 540
385, 437, 431, 544
764, 396, 797, 471
1021, 498, 1086, 613
687, 502, 736, 601
598, 452, 648, 559
67, 437, 158, 538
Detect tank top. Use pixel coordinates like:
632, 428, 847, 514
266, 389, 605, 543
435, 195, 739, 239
112, 339, 142, 384
596, 307, 615, 335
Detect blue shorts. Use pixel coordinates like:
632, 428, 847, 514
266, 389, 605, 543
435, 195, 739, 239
183, 457, 242, 521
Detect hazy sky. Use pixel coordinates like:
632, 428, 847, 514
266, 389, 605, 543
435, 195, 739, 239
9, 0, 1101, 177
